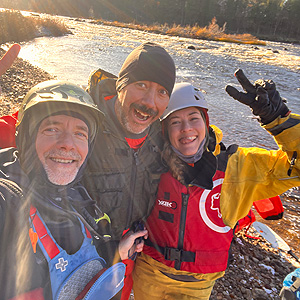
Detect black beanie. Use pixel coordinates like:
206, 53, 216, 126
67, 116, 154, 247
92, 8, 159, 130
116, 42, 176, 96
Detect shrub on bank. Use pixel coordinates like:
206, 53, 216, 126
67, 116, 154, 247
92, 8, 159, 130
0, 9, 70, 44
92, 16, 266, 46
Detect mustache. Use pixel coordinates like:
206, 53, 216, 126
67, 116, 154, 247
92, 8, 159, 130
45, 149, 82, 161
131, 103, 158, 118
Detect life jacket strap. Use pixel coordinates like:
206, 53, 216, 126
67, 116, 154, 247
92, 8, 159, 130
145, 239, 195, 270
29, 205, 60, 259
290, 277, 300, 293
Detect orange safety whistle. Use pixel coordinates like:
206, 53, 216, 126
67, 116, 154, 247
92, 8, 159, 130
29, 228, 38, 253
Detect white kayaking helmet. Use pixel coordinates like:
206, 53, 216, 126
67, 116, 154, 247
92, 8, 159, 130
160, 82, 208, 121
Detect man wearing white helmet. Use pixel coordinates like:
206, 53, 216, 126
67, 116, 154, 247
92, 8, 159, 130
132, 71, 300, 299
0, 80, 147, 300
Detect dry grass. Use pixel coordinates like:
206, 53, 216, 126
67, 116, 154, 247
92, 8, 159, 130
93, 17, 266, 46
0, 9, 70, 44
0, 10, 264, 46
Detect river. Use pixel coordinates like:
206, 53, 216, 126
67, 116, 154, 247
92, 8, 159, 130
17, 13, 300, 260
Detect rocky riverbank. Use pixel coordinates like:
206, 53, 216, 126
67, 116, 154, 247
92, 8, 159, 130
210, 228, 298, 300
1, 46, 299, 300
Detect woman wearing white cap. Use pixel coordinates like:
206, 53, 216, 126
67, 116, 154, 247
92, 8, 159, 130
132, 70, 300, 299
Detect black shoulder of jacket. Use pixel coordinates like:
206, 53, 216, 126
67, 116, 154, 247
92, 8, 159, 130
89, 78, 117, 113
216, 144, 239, 173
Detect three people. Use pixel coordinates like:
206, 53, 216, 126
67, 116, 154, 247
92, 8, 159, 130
1, 43, 299, 299
132, 72, 300, 300
0, 80, 147, 300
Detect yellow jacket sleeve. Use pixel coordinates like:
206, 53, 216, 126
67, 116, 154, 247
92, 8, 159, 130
220, 113, 300, 228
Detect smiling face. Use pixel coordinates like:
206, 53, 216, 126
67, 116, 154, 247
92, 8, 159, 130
167, 107, 206, 156
115, 81, 170, 134
35, 115, 89, 185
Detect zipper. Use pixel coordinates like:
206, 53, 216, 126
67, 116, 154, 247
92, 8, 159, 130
288, 151, 297, 176
102, 125, 143, 229
178, 193, 189, 249
102, 127, 137, 229
176, 192, 189, 269
126, 149, 140, 227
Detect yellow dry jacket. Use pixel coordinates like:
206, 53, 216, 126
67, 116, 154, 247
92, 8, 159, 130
219, 113, 300, 228
132, 113, 300, 299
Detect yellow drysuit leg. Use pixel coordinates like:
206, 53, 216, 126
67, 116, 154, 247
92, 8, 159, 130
133, 253, 224, 300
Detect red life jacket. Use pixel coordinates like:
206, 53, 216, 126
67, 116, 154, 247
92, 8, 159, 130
0, 111, 18, 149
253, 195, 284, 220
234, 196, 283, 235
235, 209, 256, 233
144, 170, 233, 274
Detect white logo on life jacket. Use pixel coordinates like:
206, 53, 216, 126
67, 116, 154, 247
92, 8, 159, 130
158, 199, 177, 209
199, 178, 231, 233
211, 193, 222, 218
56, 257, 68, 272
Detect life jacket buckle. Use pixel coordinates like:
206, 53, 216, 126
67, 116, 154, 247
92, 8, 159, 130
164, 247, 182, 263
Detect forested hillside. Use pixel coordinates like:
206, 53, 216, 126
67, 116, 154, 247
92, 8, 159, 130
1, 0, 299, 41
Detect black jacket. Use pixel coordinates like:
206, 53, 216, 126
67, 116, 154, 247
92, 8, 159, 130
83, 79, 166, 243
0, 148, 95, 300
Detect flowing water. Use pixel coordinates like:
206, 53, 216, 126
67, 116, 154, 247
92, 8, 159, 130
17, 13, 300, 259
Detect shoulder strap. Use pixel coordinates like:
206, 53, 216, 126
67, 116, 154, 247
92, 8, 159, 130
0, 178, 23, 198
29, 205, 93, 261
86, 68, 117, 95
29, 205, 61, 260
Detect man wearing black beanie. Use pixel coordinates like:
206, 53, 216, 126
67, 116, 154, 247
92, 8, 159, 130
83, 42, 176, 300
116, 42, 175, 97
115, 42, 176, 134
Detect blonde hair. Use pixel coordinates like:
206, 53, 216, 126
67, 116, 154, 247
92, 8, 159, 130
162, 140, 187, 185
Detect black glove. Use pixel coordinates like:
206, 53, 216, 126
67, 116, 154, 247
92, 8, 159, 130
225, 69, 290, 125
